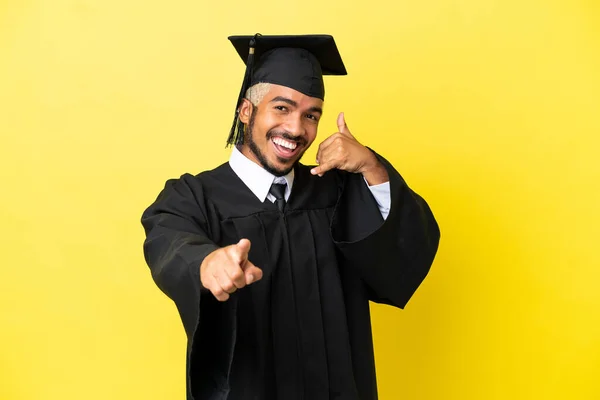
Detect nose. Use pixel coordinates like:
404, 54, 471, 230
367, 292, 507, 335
284, 114, 306, 137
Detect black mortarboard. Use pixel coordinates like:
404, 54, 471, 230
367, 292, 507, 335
226, 34, 347, 146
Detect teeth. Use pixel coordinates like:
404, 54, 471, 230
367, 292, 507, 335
273, 137, 297, 150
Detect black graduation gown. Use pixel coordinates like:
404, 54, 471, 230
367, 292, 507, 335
141, 151, 440, 400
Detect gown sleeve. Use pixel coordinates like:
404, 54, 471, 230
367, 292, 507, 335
331, 151, 440, 309
141, 174, 244, 399
141, 173, 220, 337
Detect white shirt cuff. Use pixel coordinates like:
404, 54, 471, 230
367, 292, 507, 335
364, 178, 391, 220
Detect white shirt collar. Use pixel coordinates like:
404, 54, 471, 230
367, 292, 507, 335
228, 146, 294, 202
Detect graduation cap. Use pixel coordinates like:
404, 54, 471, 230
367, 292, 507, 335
226, 34, 347, 146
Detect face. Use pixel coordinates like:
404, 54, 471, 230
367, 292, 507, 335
238, 84, 323, 176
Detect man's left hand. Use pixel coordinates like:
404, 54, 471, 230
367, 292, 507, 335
311, 112, 389, 185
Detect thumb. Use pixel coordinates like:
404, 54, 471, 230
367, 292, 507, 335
337, 112, 352, 136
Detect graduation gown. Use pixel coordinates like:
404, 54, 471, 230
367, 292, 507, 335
141, 152, 440, 400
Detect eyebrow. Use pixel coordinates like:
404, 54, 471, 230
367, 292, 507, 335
270, 96, 297, 107
308, 106, 323, 115
270, 96, 323, 115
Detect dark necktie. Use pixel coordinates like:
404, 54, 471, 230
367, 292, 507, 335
269, 182, 286, 212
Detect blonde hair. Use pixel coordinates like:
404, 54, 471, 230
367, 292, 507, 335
245, 82, 272, 106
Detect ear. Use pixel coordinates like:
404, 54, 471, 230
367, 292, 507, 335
238, 98, 254, 125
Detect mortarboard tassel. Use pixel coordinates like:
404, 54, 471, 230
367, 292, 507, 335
227, 33, 261, 147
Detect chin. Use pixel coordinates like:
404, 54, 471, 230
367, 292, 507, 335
247, 134, 301, 177
266, 158, 296, 177
274, 159, 294, 169
271, 165, 294, 177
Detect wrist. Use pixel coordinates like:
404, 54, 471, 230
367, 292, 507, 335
360, 154, 389, 185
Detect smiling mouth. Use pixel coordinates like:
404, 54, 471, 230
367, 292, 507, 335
271, 136, 301, 159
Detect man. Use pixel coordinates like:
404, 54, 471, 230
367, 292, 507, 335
141, 34, 440, 400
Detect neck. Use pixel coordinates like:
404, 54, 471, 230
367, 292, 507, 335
237, 144, 262, 168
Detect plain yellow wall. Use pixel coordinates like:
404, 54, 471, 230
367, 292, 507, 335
1, 0, 599, 399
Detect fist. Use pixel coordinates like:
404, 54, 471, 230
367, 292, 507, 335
311, 112, 388, 185
200, 239, 263, 301
312, 112, 375, 176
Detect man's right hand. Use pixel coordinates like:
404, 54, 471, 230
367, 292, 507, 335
200, 238, 263, 301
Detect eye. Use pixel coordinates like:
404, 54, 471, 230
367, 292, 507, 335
274, 105, 288, 112
306, 114, 319, 121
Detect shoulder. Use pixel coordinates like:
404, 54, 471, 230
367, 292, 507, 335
167, 162, 232, 187
154, 163, 232, 202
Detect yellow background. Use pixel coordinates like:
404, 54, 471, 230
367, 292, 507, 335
1, 0, 599, 398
